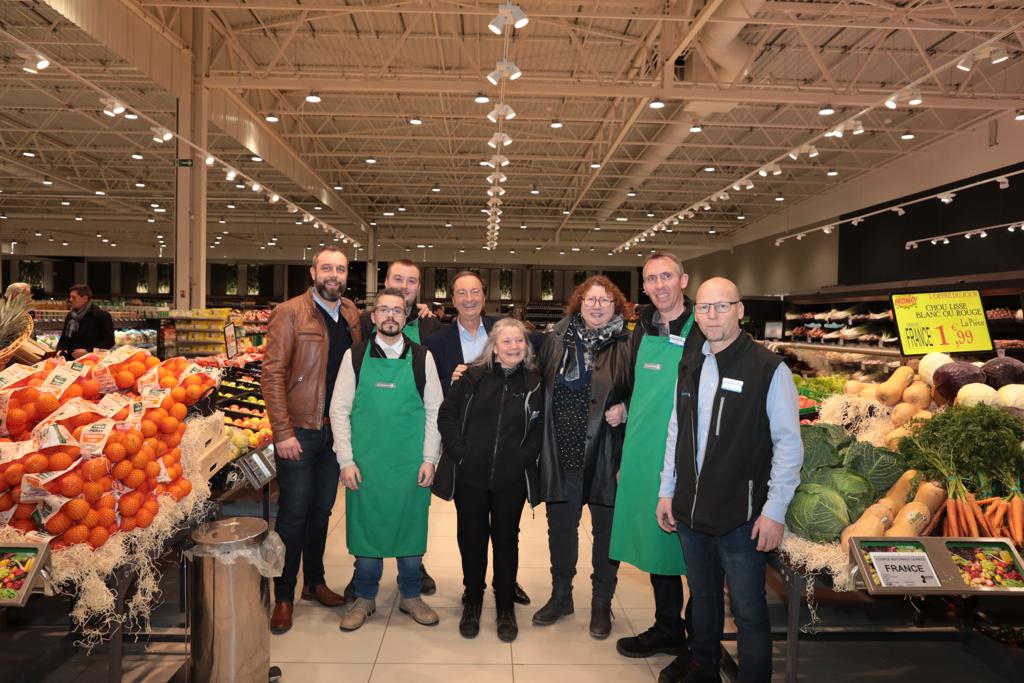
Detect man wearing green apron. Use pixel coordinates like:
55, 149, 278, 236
353, 258, 441, 600
608, 253, 705, 679
330, 288, 444, 631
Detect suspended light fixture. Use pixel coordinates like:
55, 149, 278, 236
134, 179, 146, 187
530, 184, 540, 195
649, 98, 665, 110
41, 176, 53, 185
990, 47, 1009, 65
626, 188, 637, 197
265, 112, 279, 123
884, 95, 898, 109
305, 90, 322, 103
851, 120, 865, 135
151, 127, 173, 143
486, 60, 522, 85
689, 122, 703, 133
807, 145, 819, 158
100, 97, 126, 117
590, 161, 601, 169
409, 115, 423, 125
131, 153, 144, 160
550, 119, 564, 129
901, 131, 915, 140
487, 103, 516, 123
487, 132, 513, 148
826, 168, 839, 177
18, 51, 49, 74
474, 93, 490, 104
818, 104, 835, 116
907, 89, 923, 106
225, 169, 237, 181
205, 156, 215, 165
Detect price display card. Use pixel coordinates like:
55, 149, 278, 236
890, 289, 993, 356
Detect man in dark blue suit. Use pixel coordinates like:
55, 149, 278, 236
426, 270, 497, 395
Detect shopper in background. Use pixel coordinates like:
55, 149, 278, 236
610, 253, 705, 678
331, 287, 443, 631
261, 246, 362, 634
426, 270, 497, 395
358, 259, 441, 344
4, 282, 32, 301
55, 284, 114, 359
432, 303, 447, 322
434, 318, 544, 643
657, 277, 802, 683
533, 275, 632, 640
353, 258, 440, 598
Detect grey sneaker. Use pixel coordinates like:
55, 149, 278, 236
399, 596, 439, 626
339, 597, 376, 632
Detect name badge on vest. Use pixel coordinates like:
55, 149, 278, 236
642, 362, 662, 371
668, 334, 686, 347
721, 377, 744, 393
375, 382, 396, 389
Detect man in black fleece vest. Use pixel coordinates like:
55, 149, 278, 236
656, 278, 803, 683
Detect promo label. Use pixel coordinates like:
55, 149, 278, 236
890, 290, 994, 355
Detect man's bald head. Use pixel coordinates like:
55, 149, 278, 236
694, 277, 744, 351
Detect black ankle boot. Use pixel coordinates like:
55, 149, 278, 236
459, 602, 482, 638
496, 609, 518, 642
590, 600, 613, 639
531, 594, 574, 626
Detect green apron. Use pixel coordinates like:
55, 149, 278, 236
609, 315, 694, 575
346, 343, 429, 557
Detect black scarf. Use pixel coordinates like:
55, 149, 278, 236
557, 313, 624, 389
66, 302, 92, 338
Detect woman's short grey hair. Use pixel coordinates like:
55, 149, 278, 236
471, 318, 536, 371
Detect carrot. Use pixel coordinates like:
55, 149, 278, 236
967, 493, 993, 537
921, 503, 944, 536
1011, 495, 1024, 545
975, 497, 1000, 506
990, 500, 1010, 535
946, 498, 960, 537
942, 515, 950, 537
962, 499, 979, 537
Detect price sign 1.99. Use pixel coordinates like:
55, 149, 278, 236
890, 290, 994, 356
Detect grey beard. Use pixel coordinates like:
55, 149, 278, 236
315, 281, 343, 301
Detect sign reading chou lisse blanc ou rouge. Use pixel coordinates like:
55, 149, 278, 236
890, 290, 993, 356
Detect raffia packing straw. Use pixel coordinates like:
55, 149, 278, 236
38, 361, 88, 399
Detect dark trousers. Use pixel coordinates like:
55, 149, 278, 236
545, 469, 620, 605
677, 520, 771, 683
273, 426, 340, 603
651, 572, 691, 639
454, 479, 526, 611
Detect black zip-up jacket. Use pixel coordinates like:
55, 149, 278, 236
537, 315, 632, 506
56, 303, 115, 358
433, 362, 544, 506
671, 333, 784, 535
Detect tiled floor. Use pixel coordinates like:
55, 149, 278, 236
268, 492, 1014, 682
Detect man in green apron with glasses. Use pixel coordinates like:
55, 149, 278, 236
352, 258, 441, 600
330, 288, 444, 631
609, 253, 705, 680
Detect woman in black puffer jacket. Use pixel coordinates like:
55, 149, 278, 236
434, 318, 544, 644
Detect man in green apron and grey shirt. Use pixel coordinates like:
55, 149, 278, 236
609, 252, 705, 679
330, 287, 444, 631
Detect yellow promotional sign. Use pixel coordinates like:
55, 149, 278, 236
890, 290, 993, 356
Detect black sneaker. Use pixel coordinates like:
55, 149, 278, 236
420, 564, 437, 595
459, 602, 482, 639
496, 609, 519, 642
659, 653, 715, 683
616, 625, 686, 658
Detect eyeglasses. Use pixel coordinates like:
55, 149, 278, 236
375, 306, 406, 317
694, 301, 739, 314
583, 296, 613, 307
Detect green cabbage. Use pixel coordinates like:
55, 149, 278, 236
801, 425, 842, 471
817, 422, 853, 451
828, 469, 873, 520
842, 441, 904, 495
785, 483, 850, 542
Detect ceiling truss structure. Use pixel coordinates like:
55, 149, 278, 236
1, 0, 1023, 263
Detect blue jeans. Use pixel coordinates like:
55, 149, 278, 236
354, 556, 422, 600
677, 520, 771, 683
273, 426, 340, 603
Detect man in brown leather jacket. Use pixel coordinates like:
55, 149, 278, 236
262, 246, 363, 633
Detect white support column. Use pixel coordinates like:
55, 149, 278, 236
174, 8, 209, 310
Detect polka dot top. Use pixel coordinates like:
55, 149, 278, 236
553, 380, 591, 471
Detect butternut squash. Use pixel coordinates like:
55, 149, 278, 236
884, 426, 911, 451
912, 409, 933, 422
876, 366, 915, 406
886, 501, 931, 536
886, 470, 918, 504
840, 515, 885, 553
890, 402, 918, 427
859, 384, 878, 401
902, 381, 931, 411
912, 481, 947, 516
876, 496, 903, 520
845, 379, 866, 396
862, 503, 894, 529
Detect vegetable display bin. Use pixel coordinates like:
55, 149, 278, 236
187, 517, 278, 682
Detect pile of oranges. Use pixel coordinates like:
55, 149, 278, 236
0, 348, 209, 550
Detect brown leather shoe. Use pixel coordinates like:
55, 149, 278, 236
301, 584, 346, 607
271, 602, 293, 634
